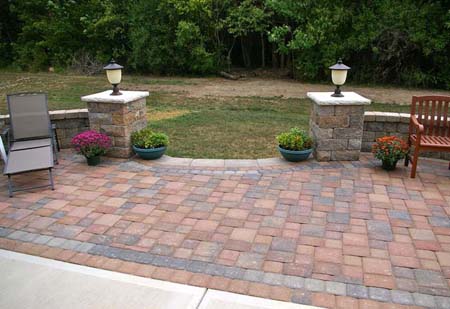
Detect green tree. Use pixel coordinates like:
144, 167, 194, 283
129, 0, 218, 74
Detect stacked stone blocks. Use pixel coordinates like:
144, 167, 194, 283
82, 91, 149, 158
0, 109, 89, 148
308, 92, 371, 161
362, 111, 450, 160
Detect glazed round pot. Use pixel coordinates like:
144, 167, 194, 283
381, 159, 398, 171
133, 145, 166, 160
277, 146, 313, 162
86, 155, 101, 166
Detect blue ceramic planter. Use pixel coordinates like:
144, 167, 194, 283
133, 145, 166, 160
277, 146, 312, 162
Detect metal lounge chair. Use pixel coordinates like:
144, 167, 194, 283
3, 93, 57, 197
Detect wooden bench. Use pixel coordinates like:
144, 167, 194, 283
405, 95, 450, 178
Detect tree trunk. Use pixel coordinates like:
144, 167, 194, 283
261, 32, 265, 68
227, 37, 236, 72
280, 53, 285, 69
272, 43, 278, 68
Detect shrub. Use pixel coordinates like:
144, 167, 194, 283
71, 130, 111, 158
131, 128, 169, 149
372, 136, 409, 164
276, 127, 313, 151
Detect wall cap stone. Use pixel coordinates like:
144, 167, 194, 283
0, 109, 88, 121
81, 90, 149, 104
307, 92, 371, 106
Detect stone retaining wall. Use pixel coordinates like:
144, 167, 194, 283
0, 109, 89, 149
1, 108, 449, 161
363, 111, 450, 160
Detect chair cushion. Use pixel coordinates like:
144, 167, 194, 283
10, 138, 52, 151
4, 146, 53, 175
411, 134, 450, 148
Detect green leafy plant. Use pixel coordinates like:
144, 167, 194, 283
131, 128, 169, 149
276, 127, 312, 151
372, 136, 409, 164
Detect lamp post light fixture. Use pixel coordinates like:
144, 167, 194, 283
103, 59, 123, 96
329, 58, 350, 97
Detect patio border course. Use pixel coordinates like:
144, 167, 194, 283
1, 236, 449, 308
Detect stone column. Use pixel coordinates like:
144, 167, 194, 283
81, 90, 149, 158
307, 92, 371, 161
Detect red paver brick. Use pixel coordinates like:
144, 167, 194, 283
248, 282, 272, 298
194, 220, 219, 232
311, 292, 336, 308
390, 255, 420, 268
336, 296, 359, 309
230, 228, 257, 242
364, 274, 396, 289
208, 276, 231, 291
189, 273, 211, 287
363, 257, 392, 276
315, 247, 343, 263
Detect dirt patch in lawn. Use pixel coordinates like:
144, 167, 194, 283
133, 77, 450, 105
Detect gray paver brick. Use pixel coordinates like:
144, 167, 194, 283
284, 276, 305, 289
326, 281, 347, 296
429, 216, 450, 228
0, 227, 13, 237
388, 210, 411, 221
304, 279, 325, 292
369, 287, 391, 302
243, 269, 264, 282
435, 296, 450, 309
391, 290, 414, 305
270, 237, 296, 252
347, 284, 368, 299
415, 269, 447, 289
291, 290, 312, 305
262, 273, 285, 286
205, 264, 228, 276
327, 212, 350, 224
76, 242, 95, 253
412, 293, 436, 308
47, 237, 66, 247
224, 266, 245, 280
33, 235, 53, 245
367, 220, 393, 241
186, 260, 208, 273
60, 240, 82, 250
393, 267, 415, 279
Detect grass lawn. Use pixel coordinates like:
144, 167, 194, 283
0, 71, 412, 158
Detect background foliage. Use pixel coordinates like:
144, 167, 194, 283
1, 0, 449, 88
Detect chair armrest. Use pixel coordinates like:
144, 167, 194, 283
1, 127, 9, 137
410, 116, 424, 134
1, 127, 10, 150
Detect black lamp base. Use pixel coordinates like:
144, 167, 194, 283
110, 84, 122, 96
331, 85, 344, 97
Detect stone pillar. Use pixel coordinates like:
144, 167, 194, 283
307, 92, 371, 161
81, 90, 149, 158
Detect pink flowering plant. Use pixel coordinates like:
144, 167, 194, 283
71, 130, 111, 158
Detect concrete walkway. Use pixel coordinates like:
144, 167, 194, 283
0, 250, 317, 309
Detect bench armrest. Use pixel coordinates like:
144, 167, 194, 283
410, 116, 424, 134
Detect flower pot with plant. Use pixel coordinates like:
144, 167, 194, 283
71, 130, 111, 166
372, 136, 409, 170
276, 128, 313, 162
131, 128, 169, 160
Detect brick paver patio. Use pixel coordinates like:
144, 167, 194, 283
1, 151, 450, 308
